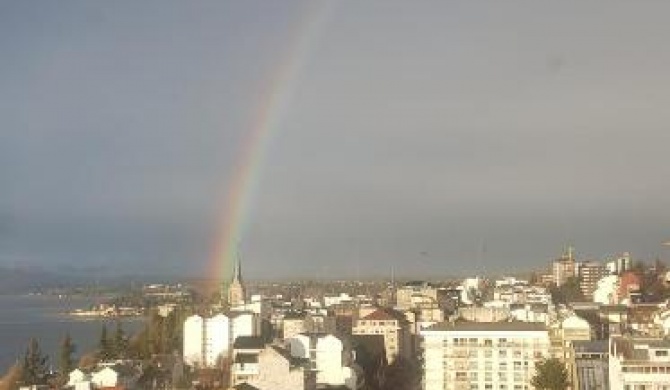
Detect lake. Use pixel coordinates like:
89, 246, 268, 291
0, 295, 144, 374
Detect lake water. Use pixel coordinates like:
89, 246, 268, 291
0, 295, 144, 374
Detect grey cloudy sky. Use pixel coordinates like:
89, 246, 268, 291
2, 1, 670, 279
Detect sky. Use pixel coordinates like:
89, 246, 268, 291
2, 1, 670, 279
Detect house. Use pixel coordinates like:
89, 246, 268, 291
90, 364, 139, 389
244, 345, 307, 390
231, 336, 265, 386
287, 333, 356, 389
67, 363, 140, 390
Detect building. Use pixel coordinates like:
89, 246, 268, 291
352, 308, 411, 363
244, 345, 307, 390
421, 321, 551, 390
183, 312, 259, 368
578, 261, 607, 299
231, 336, 265, 386
67, 363, 140, 390
227, 252, 246, 307
609, 336, 670, 389
552, 247, 577, 287
396, 281, 438, 310
183, 314, 230, 367
287, 333, 357, 389
280, 311, 337, 341
606, 252, 633, 275
573, 340, 609, 390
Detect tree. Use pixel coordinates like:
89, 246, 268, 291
531, 358, 569, 390
20, 338, 49, 386
113, 321, 128, 359
58, 333, 76, 385
550, 276, 584, 304
98, 324, 111, 360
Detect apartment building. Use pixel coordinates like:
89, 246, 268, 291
421, 322, 551, 390
353, 308, 411, 363
578, 261, 607, 300
609, 336, 670, 389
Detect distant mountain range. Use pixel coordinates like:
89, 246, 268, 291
0, 265, 82, 294
0, 265, 187, 294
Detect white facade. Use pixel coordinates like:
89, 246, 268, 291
324, 293, 353, 307
246, 346, 305, 390
183, 314, 230, 367
231, 312, 256, 340
205, 314, 230, 366
288, 334, 356, 389
183, 315, 205, 366
593, 275, 619, 305
183, 312, 260, 368
421, 322, 551, 390
609, 337, 670, 390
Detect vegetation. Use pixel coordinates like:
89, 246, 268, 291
113, 321, 128, 358
19, 338, 49, 386
549, 276, 584, 304
98, 323, 111, 360
57, 333, 76, 385
368, 356, 421, 390
531, 358, 570, 390
128, 308, 187, 359
98, 322, 131, 361
634, 259, 670, 302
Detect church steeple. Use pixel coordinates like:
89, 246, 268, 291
232, 250, 242, 284
227, 249, 246, 307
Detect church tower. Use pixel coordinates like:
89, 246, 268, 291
226, 251, 246, 307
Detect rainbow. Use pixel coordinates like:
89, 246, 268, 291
211, 3, 333, 284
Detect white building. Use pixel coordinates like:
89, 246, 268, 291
593, 275, 619, 305
288, 334, 356, 389
184, 313, 252, 367
67, 364, 139, 390
245, 346, 306, 390
421, 322, 551, 390
324, 293, 353, 307
184, 312, 260, 367
609, 336, 670, 389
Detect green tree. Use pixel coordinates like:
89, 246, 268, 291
550, 276, 584, 304
98, 324, 111, 360
113, 321, 127, 359
20, 338, 49, 386
531, 358, 569, 390
58, 333, 76, 384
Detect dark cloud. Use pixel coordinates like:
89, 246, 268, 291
2, 1, 670, 279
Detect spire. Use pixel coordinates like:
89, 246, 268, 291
233, 248, 243, 284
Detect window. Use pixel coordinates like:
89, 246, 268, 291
656, 350, 669, 357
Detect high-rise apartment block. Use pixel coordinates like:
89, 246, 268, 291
552, 247, 577, 287
578, 261, 607, 300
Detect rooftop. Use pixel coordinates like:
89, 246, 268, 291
234, 336, 265, 350
424, 321, 547, 332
